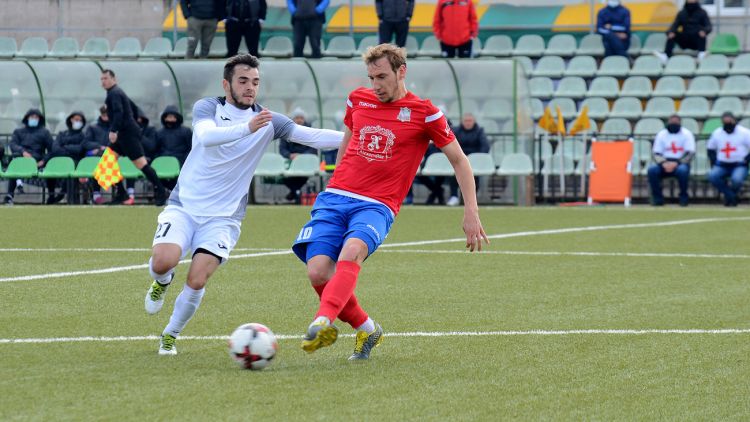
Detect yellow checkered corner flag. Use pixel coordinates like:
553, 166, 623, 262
569, 105, 591, 136
93, 147, 122, 190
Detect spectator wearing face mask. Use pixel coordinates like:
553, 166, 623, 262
647, 115, 695, 207
597, 0, 631, 57
653, 0, 711, 63
45, 111, 88, 204
707, 112, 750, 207
4, 108, 54, 205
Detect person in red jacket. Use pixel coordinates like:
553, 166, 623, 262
432, 0, 478, 58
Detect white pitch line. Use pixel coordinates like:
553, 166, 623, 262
3, 329, 750, 345
381, 249, 750, 259
0, 247, 286, 253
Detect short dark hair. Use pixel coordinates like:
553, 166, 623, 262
722, 111, 736, 121
101, 69, 115, 78
223, 54, 260, 82
99, 105, 107, 115
668, 114, 681, 122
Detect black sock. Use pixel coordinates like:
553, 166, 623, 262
140, 164, 165, 191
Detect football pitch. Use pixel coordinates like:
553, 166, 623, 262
1, 205, 749, 420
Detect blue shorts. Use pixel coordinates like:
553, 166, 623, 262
292, 192, 394, 263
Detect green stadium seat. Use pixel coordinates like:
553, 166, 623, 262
529, 77, 554, 98
405, 35, 419, 57
254, 153, 286, 177
709, 33, 740, 55
541, 154, 577, 176
141, 37, 172, 58
547, 97, 576, 120
79, 37, 110, 58
545, 34, 576, 56
576, 33, 604, 57
681, 117, 699, 134
644, 97, 676, 119
564, 55, 597, 78
496, 152, 533, 176
72, 156, 100, 178
17, 37, 48, 58
632, 139, 653, 163
514, 56, 533, 76
151, 156, 181, 179
740, 117, 750, 129
0, 157, 38, 179
47, 37, 79, 58
692, 148, 710, 176
633, 117, 664, 137
641, 33, 667, 55
284, 153, 320, 177
709, 96, 743, 117
695, 54, 729, 76
619, 76, 652, 98
356, 35, 379, 55
38, 156, 75, 180
260, 36, 293, 58
532, 55, 565, 78
652, 76, 685, 98
168, 37, 189, 58
513, 34, 545, 57
599, 118, 631, 137
581, 97, 610, 120
468, 153, 497, 176
480, 35, 513, 57
417, 35, 442, 58
530, 98, 544, 120
597, 55, 630, 78
554, 77, 587, 99
324, 36, 356, 58
720, 75, 750, 97
118, 157, 144, 179
0, 36, 16, 58
109, 37, 141, 58
701, 117, 722, 135
627, 34, 642, 56
629, 55, 663, 77
420, 153, 454, 176
586, 76, 619, 98
677, 96, 710, 119
609, 97, 643, 120
663, 55, 696, 77
560, 139, 587, 161
208, 36, 228, 58
471, 38, 482, 57
686, 76, 720, 97
482, 99, 514, 120
729, 54, 750, 75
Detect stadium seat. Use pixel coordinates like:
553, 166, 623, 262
709, 33, 740, 55
529, 77, 554, 98
581, 97, 610, 120
417, 35, 442, 58
44, 99, 68, 128
729, 54, 750, 75
564, 55, 597, 78
17, 37, 48, 58
627, 35, 642, 56
554, 77, 587, 99
79, 37, 110, 58
643, 97, 676, 119
513, 34, 545, 57
560, 139, 587, 161
541, 154, 577, 175
652, 76, 686, 98
141, 37, 172, 58
471, 38, 482, 57
168, 37, 189, 58
356, 35, 379, 55
641, 33, 667, 55
681, 117, 699, 135
663, 56, 696, 77
597, 55, 630, 78
324, 36, 356, 58
479, 35, 513, 57
609, 97, 643, 120
118, 157, 144, 179
260, 36, 293, 58
702, 117, 722, 135
692, 149, 710, 176
458, 99, 481, 118
514, 56, 533, 76
47, 37, 79, 58
109, 37, 141, 58
0, 36, 16, 58
576, 34, 604, 57
496, 153, 533, 176
721, 75, 750, 98
468, 153, 497, 175
586, 76, 620, 98
633, 117, 664, 137
0, 119, 18, 135
421, 153, 454, 176
629, 55, 663, 77
284, 154, 319, 177
619, 76, 652, 98
208, 36, 228, 58
741, 117, 750, 128
599, 118, 631, 137
38, 156, 75, 181
677, 96, 710, 119
405, 35, 419, 57
709, 96, 743, 117
694, 54, 729, 76
482, 99, 514, 120
530, 98, 544, 119
532, 55, 565, 78
686, 76, 720, 98
632, 139, 653, 163
545, 34, 576, 57
548, 97, 577, 120
151, 156, 181, 179
72, 156, 100, 178
0, 157, 38, 179
254, 153, 286, 177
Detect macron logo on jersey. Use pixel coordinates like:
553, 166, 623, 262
359, 101, 377, 109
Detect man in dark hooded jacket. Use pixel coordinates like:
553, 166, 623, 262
4, 108, 54, 205
45, 111, 87, 204
156, 106, 192, 165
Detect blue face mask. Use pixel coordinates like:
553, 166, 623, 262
27, 118, 39, 128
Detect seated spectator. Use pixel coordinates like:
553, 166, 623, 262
647, 115, 695, 207
279, 108, 317, 203
446, 112, 489, 206
46, 111, 88, 204
138, 112, 158, 162
82, 105, 110, 204
653, 0, 711, 63
707, 112, 750, 207
156, 105, 192, 166
597, 0, 631, 57
4, 108, 54, 206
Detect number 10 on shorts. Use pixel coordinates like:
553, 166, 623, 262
297, 227, 312, 241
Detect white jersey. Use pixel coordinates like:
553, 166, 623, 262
168, 97, 342, 218
707, 125, 750, 164
652, 128, 695, 160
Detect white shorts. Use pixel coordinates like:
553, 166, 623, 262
152, 205, 242, 263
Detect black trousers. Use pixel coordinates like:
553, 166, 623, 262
293, 18, 322, 58
665, 32, 707, 57
378, 20, 409, 47
440, 40, 472, 58
226, 19, 262, 57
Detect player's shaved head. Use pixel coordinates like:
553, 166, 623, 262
224, 54, 260, 83
363, 44, 407, 74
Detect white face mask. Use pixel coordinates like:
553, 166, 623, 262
607, 0, 620, 7
27, 118, 39, 128
72, 121, 84, 130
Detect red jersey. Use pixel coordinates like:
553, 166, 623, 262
326, 87, 456, 215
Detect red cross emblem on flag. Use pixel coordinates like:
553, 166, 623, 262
721, 142, 737, 159
669, 142, 684, 154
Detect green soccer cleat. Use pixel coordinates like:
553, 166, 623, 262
144, 275, 173, 315
348, 323, 383, 361
158, 334, 177, 356
301, 317, 339, 353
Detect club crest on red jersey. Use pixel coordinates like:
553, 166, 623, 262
397, 107, 411, 122
357, 125, 395, 162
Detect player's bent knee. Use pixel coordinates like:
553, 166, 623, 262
151, 251, 180, 274
307, 265, 331, 285
338, 238, 369, 263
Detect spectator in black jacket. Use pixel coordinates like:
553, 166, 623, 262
138, 112, 158, 162
654, 0, 711, 62
279, 108, 317, 202
445, 112, 489, 206
376, 0, 414, 48
45, 111, 88, 204
226, 0, 267, 57
288, 0, 328, 58
4, 108, 54, 205
156, 106, 192, 166
82, 105, 110, 204
181, 0, 226, 58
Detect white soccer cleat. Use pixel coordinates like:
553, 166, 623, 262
158, 334, 177, 355
144, 275, 172, 315
446, 196, 460, 206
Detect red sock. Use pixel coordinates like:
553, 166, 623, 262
312, 282, 369, 329
316, 261, 361, 322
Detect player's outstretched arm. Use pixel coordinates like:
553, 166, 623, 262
441, 141, 490, 252
268, 111, 343, 150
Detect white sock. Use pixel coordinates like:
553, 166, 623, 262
357, 318, 375, 334
127, 187, 135, 197
312, 316, 330, 326
148, 257, 174, 284
93, 192, 101, 200
163, 284, 205, 337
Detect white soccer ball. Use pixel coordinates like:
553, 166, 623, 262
228, 323, 278, 370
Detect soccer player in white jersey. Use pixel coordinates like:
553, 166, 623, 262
707, 112, 750, 207
647, 114, 696, 207
143, 54, 344, 355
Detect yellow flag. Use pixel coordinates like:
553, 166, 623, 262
569, 105, 591, 136
555, 105, 566, 136
93, 147, 123, 190
537, 107, 558, 133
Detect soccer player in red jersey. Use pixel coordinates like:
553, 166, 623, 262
292, 43, 489, 360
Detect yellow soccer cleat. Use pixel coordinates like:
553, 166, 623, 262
301, 317, 339, 353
